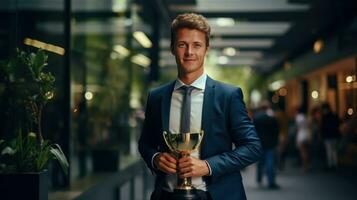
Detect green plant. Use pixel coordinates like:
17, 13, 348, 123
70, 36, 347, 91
0, 132, 68, 174
0, 48, 68, 174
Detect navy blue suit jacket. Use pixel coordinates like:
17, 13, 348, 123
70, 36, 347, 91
138, 76, 262, 200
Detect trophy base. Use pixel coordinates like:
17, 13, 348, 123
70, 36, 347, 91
170, 189, 201, 200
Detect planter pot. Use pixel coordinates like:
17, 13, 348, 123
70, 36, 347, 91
0, 170, 48, 200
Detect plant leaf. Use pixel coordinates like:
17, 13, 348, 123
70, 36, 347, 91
36, 141, 51, 171
50, 144, 69, 175
32, 49, 48, 78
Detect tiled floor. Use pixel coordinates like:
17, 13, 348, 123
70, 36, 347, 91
242, 161, 357, 200
145, 159, 357, 200
55, 156, 356, 200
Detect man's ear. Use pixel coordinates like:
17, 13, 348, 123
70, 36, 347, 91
171, 46, 175, 55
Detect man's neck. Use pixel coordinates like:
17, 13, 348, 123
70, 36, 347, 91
178, 71, 204, 85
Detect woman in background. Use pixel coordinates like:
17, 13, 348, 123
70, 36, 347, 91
295, 107, 310, 172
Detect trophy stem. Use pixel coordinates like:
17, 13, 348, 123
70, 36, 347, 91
162, 131, 205, 200
177, 152, 192, 190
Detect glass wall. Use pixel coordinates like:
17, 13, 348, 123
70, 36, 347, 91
70, 0, 152, 180
0, 0, 159, 192
0, 0, 69, 187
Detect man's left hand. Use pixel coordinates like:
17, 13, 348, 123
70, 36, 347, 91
178, 156, 209, 178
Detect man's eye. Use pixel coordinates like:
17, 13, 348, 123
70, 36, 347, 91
177, 43, 185, 48
194, 44, 202, 48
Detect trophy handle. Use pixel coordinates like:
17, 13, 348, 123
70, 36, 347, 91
163, 131, 175, 152
193, 130, 204, 151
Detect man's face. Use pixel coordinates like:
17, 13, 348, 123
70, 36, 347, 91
172, 28, 209, 76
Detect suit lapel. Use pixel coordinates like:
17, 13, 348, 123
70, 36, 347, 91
201, 76, 215, 158
161, 81, 175, 132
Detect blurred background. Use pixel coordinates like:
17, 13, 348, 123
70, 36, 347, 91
0, 0, 356, 200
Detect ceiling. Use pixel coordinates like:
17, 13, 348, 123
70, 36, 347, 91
0, 0, 355, 75
154, 0, 356, 74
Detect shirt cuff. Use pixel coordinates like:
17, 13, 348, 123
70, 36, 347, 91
204, 160, 212, 176
151, 152, 161, 169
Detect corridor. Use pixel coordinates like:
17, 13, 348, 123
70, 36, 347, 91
1, 1, 356, 200
242, 160, 356, 200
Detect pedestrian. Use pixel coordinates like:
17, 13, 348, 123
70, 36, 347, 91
253, 101, 280, 189
320, 103, 340, 170
295, 106, 310, 172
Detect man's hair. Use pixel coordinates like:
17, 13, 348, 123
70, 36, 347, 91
170, 13, 211, 52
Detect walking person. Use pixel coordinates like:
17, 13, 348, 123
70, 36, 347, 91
320, 103, 340, 170
295, 107, 311, 172
253, 101, 280, 189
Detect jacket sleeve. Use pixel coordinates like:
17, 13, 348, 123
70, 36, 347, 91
206, 88, 262, 179
138, 91, 160, 172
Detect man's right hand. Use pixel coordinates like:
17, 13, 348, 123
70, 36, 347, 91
154, 152, 177, 174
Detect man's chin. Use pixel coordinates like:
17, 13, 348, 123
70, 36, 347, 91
181, 67, 198, 73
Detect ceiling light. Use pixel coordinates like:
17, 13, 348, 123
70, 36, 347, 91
218, 56, 229, 64
110, 52, 118, 59
233, 51, 262, 58
170, 0, 310, 12
216, 18, 235, 27
223, 47, 236, 56
111, 1, 127, 12
133, 31, 152, 48
113, 45, 130, 57
311, 90, 319, 99
250, 90, 262, 106
346, 75, 354, 83
347, 108, 353, 116
85, 91, 93, 101
226, 58, 255, 65
24, 38, 65, 55
211, 22, 291, 36
160, 39, 274, 49
313, 39, 324, 54
211, 39, 274, 48
131, 54, 151, 67
269, 80, 285, 91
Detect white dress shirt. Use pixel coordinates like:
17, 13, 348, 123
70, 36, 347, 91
164, 73, 208, 191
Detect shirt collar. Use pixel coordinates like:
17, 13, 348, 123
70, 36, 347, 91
174, 73, 207, 91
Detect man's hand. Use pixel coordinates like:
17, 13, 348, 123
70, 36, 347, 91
178, 156, 209, 178
154, 152, 177, 174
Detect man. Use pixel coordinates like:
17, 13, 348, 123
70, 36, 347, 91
320, 103, 340, 170
253, 101, 280, 189
138, 13, 262, 200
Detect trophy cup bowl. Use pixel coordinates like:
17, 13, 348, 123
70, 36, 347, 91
163, 130, 204, 200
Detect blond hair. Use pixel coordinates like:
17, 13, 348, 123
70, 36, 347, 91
170, 13, 211, 52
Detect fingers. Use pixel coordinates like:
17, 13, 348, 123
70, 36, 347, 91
178, 157, 209, 178
178, 158, 194, 178
162, 152, 177, 163
178, 156, 192, 168
155, 153, 177, 174
155, 154, 209, 177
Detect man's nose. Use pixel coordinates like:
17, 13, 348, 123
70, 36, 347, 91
185, 45, 193, 55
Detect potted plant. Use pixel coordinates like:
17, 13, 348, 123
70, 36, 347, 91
0, 48, 69, 200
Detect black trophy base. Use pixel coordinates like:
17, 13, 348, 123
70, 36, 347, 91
170, 189, 201, 200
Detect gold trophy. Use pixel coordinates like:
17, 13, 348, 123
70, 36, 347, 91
163, 130, 204, 200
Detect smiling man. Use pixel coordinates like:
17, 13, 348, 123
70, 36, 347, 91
138, 13, 262, 200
